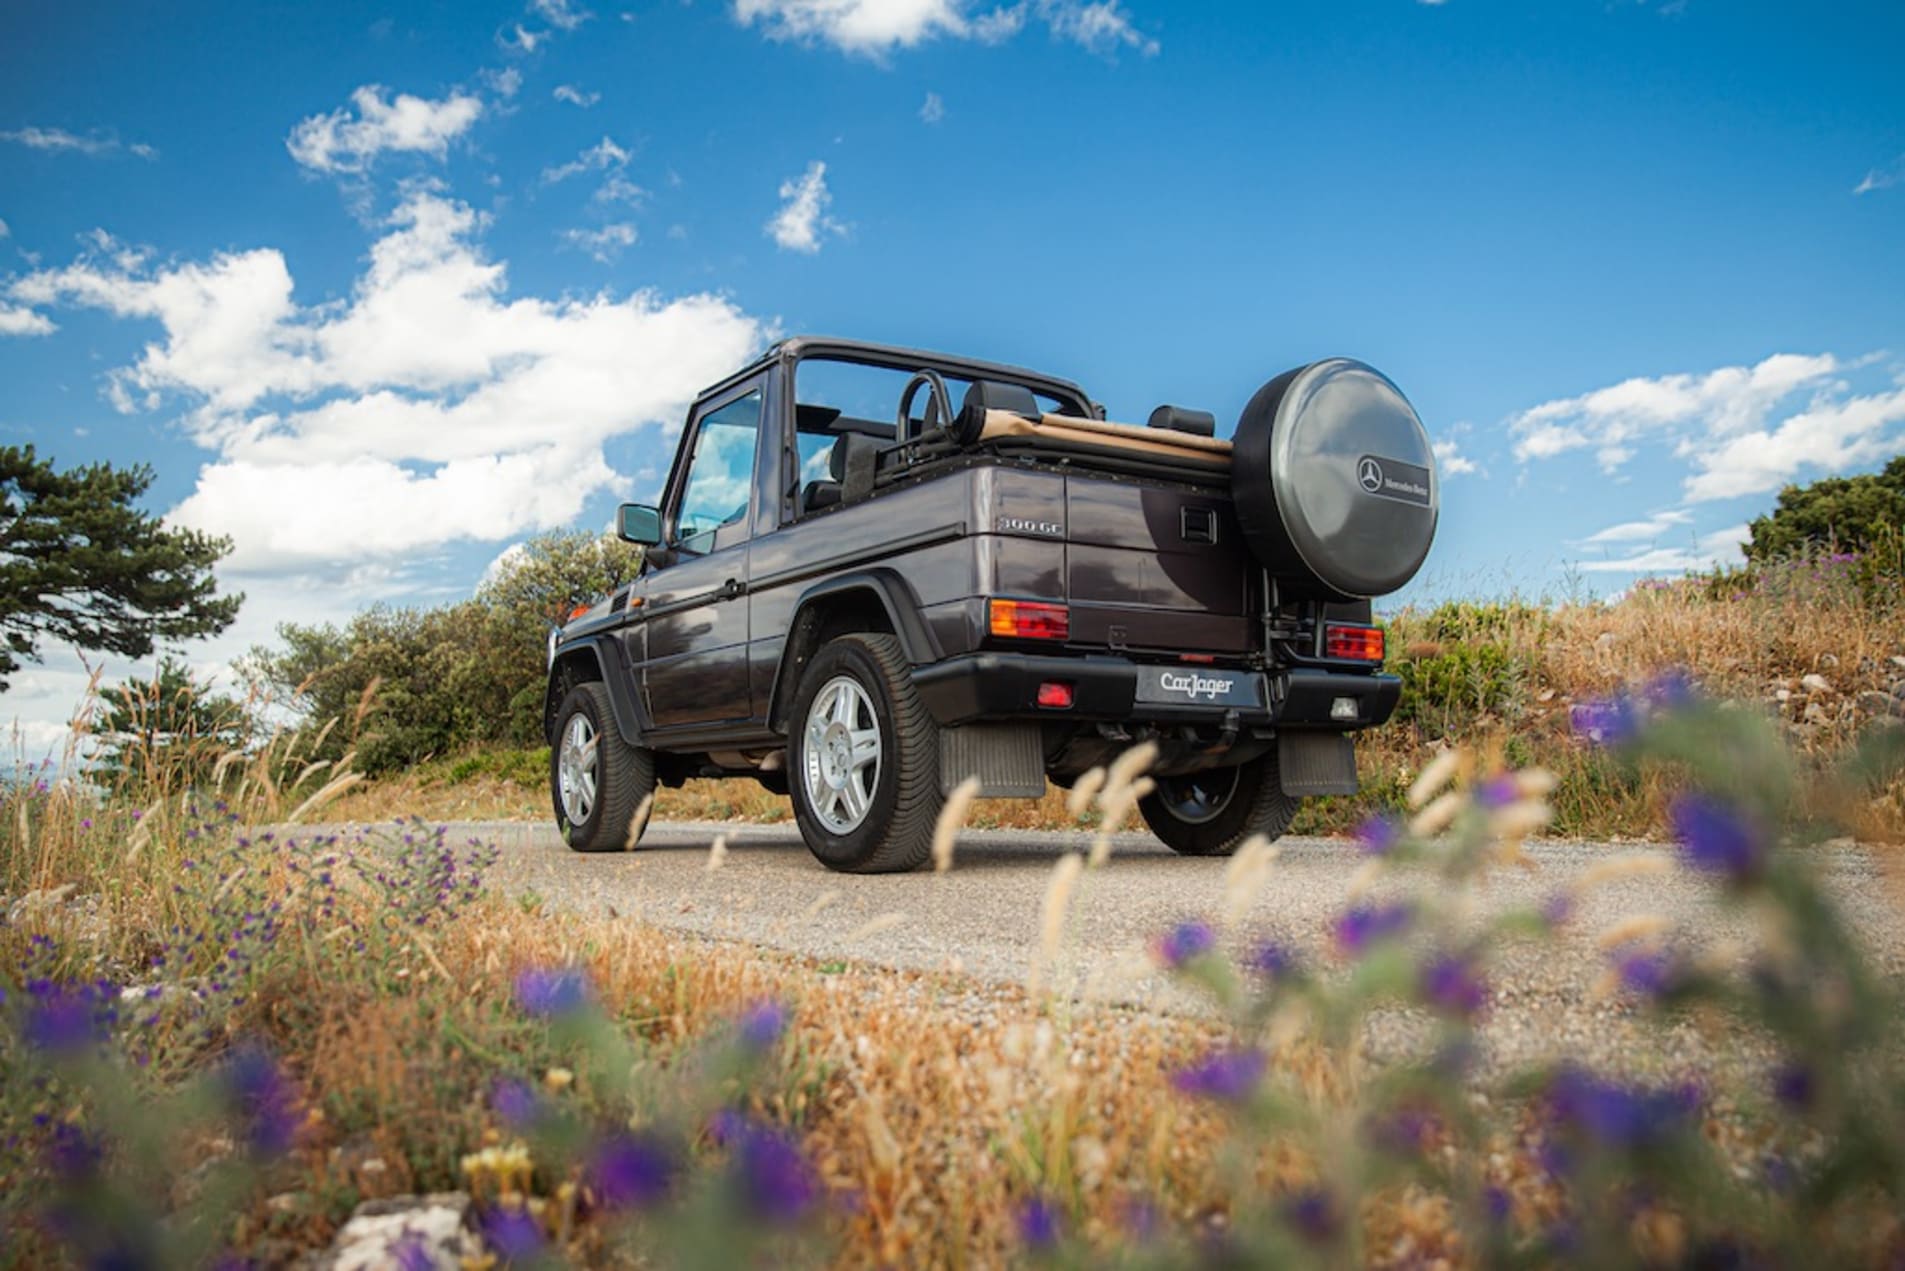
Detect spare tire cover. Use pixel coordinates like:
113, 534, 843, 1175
1231, 358, 1437, 600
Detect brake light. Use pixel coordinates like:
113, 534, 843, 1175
1325, 624, 1385, 662
989, 599, 1070, 641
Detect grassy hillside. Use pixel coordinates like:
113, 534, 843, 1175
327, 561, 1905, 843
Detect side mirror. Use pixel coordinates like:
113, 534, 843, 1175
617, 503, 662, 546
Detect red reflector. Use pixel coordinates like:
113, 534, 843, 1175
1179, 653, 1216, 664
1036, 681, 1075, 709
568, 604, 591, 622
1325, 624, 1385, 662
989, 598, 1070, 641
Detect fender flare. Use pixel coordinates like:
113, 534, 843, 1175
544, 635, 649, 747
765, 570, 941, 732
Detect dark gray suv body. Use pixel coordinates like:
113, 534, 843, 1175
543, 336, 1434, 872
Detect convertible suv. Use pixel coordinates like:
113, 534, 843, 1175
544, 337, 1439, 872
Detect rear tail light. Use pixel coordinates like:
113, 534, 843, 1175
1036, 681, 1075, 709
1325, 624, 1385, 662
989, 599, 1070, 641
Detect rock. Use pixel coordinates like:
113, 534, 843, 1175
316, 1193, 482, 1271
1819, 652, 1840, 668
1774, 688, 1793, 703
1861, 691, 1905, 718
1892, 656, 1905, 671
1803, 702, 1831, 725
7, 884, 76, 924
1800, 673, 1834, 694
1890, 679, 1905, 699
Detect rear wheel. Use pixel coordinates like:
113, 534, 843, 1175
551, 682, 656, 852
1139, 751, 1299, 856
789, 634, 943, 873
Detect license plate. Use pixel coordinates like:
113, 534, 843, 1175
1134, 666, 1264, 709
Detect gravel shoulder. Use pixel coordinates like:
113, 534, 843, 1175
439, 819, 1904, 1082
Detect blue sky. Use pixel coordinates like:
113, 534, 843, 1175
2, 0, 1902, 752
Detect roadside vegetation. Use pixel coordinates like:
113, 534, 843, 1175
5, 666, 1904, 1265
313, 541, 1905, 843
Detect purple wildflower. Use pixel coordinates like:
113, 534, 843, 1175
737, 1000, 788, 1053
589, 1132, 676, 1210
1571, 694, 1639, 746
23, 981, 109, 1054
1483, 1185, 1511, 1224
390, 1231, 435, 1271
1772, 1062, 1815, 1111
1152, 921, 1215, 969
45, 1123, 103, 1181
717, 1114, 819, 1223
514, 967, 592, 1018
1474, 775, 1519, 810
1249, 941, 1301, 982
1171, 1048, 1266, 1102
1540, 892, 1574, 930
1333, 902, 1412, 957
1545, 1065, 1700, 1150
1283, 1187, 1340, 1243
1615, 948, 1683, 999
482, 1207, 544, 1260
1420, 952, 1489, 1019
1354, 814, 1403, 856
491, 1078, 539, 1129
1018, 1196, 1063, 1250
1670, 794, 1764, 883
223, 1046, 299, 1156
1644, 670, 1696, 710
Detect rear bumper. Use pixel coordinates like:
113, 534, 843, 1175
911, 653, 1400, 731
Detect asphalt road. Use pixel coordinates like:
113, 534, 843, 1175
451, 819, 1905, 1081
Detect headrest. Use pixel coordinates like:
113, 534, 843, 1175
1147, 405, 1217, 437
830, 431, 880, 482
956, 379, 1041, 444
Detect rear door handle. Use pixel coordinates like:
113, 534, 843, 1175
718, 578, 744, 599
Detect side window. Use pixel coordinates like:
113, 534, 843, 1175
674, 388, 763, 554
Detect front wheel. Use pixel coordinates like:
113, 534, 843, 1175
788, 633, 943, 873
551, 682, 656, 852
1138, 751, 1300, 856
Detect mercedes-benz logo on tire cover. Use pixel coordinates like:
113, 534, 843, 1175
1357, 456, 1384, 493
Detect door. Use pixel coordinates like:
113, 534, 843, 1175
642, 382, 765, 729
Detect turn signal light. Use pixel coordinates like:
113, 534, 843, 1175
1036, 681, 1075, 709
989, 599, 1070, 641
1325, 624, 1385, 662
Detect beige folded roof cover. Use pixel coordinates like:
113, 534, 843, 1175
978, 409, 1233, 468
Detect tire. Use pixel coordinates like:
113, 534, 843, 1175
551, 682, 656, 853
1138, 751, 1300, 857
788, 633, 943, 873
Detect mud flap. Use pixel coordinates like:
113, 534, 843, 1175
1278, 732, 1359, 797
939, 723, 1046, 797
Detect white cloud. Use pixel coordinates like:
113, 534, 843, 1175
1509, 352, 1905, 505
919, 91, 945, 123
11, 191, 763, 572
486, 67, 525, 98
560, 222, 638, 261
0, 127, 157, 159
732, 0, 1155, 57
286, 85, 485, 175
1576, 525, 1749, 574
554, 84, 601, 107
767, 160, 843, 253
500, 23, 546, 52
542, 136, 632, 184
1034, 0, 1158, 57
1431, 437, 1477, 477
0, 304, 55, 336
594, 173, 645, 207
0, 217, 9, 237
1682, 383, 1905, 502
532, 0, 593, 29
1854, 154, 1904, 196
1577, 509, 1692, 546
